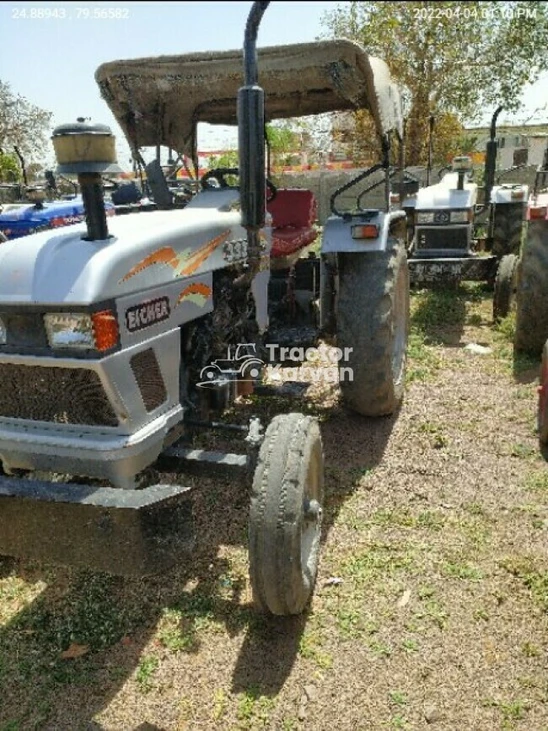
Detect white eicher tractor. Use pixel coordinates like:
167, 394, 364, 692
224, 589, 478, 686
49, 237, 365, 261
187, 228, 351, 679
0, 1, 410, 615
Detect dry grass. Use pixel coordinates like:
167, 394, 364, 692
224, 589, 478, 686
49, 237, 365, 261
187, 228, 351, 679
1, 283, 547, 731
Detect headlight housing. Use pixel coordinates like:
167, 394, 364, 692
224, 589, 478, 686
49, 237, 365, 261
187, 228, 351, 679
416, 212, 435, 224
44, 310, 119, 351
44, 313, 94, 349
450, 210, 470, 223
0, 316, 6, 345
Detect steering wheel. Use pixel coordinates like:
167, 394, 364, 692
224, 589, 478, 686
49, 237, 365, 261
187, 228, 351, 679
200, 167, 277, 202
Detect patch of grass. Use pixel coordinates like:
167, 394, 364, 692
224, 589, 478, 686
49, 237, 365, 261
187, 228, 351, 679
413, 589, 448, 630
368, 509, 445, 532
401, 638, 419, 653
500, 556, 548, 613
157, 609, 196, 653
236, 686, 276, 727
473, 608, 490, 622
442, 561, 483, 581
500, 700, 529, 722
492, 314, 540, 377
463, 502, 486, 516
335, 606, 378, 640
523, 470, 548, 494
298, 628, 333, 669
406, 330, 444, 383
369, 640, 392, 658
8, 573, 147, 655
521, 642, 541, 657
135, 655, 159, 693
212, 689, 228, 722
456, 516, 492, 548
389, 690, 408, 706
340, 543, 416, 586
390, 714, 410, 729
510, 443, 538, 460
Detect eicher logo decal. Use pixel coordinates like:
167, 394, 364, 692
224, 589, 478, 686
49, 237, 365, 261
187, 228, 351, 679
125, 296, 171, 332
119, 230, 231, 284
176, 282, 212, 308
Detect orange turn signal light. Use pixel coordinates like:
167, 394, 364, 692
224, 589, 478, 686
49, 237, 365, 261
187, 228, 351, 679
351, 224, 379, 240
92, 310, 119, 352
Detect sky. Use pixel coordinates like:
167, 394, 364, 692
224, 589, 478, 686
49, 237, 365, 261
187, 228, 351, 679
1, 0, 547, 170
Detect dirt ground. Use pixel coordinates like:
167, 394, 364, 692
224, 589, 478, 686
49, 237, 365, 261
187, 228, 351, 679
0, 283, 547, 731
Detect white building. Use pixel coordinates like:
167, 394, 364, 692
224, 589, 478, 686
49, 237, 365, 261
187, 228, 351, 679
497, 132, 548, 169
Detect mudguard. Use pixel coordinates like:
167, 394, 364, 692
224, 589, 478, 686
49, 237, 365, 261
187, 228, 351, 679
320, 210, 406, 254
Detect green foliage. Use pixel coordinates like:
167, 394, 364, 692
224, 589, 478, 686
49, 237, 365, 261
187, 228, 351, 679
0, 152, 21, 182
320, 1, 548, 164
207, 149, 238, 170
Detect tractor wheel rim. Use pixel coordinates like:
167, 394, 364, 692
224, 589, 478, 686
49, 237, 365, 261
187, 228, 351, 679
301, 456, 322, 578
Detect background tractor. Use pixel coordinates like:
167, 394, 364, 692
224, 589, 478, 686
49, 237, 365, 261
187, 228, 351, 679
0, 1, 409, 616
403, 107, 528, 321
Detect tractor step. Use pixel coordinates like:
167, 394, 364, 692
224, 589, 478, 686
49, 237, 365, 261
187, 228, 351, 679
0, 477, 194, 576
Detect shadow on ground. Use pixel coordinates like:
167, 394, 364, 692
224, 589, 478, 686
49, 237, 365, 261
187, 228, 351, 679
0, 390, 399, 729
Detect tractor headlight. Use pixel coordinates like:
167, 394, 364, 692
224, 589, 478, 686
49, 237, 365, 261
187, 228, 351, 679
44, 313, 94, 349
450, 210, 470, 223
0, 316, 6, 345
416, 212, 435, 224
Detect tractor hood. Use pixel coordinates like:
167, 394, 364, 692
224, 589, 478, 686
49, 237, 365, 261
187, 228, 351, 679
0, 192, 244, 304
414, 173, 477, 211
95, 39, 403, 163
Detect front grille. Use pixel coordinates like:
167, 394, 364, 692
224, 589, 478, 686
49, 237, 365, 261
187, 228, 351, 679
0, 364, 118, 426
130, 349, 167, 412
416, 226, 468, 251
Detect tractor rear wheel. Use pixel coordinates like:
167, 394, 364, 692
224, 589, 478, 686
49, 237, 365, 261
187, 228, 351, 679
491, 202, 525, 258
249, 413, 324, 615
336, 238, 409, 415
493, 254, 519, 323
515, 221, 548, 355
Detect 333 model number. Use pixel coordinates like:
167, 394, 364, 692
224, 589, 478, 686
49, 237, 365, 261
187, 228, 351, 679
223, 238, 248, 264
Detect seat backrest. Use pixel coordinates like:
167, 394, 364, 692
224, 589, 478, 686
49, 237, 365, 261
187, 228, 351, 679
267, 188, 317, 229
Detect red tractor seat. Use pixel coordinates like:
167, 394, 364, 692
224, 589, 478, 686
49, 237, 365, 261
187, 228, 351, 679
267, 188, 318, 258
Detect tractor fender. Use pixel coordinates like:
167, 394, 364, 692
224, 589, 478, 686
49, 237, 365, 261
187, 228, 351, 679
320, 210, 406, 254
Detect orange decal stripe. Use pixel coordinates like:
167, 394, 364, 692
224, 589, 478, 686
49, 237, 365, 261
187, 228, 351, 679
176, 282, 213, 306
180, 230, 231, 277
120, 246, 178, 283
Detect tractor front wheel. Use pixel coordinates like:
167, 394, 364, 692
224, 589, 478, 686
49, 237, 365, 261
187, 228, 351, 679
493, 253, 519, 323
248, 413, 324, 615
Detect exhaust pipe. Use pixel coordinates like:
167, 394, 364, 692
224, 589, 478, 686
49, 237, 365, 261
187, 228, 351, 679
426, 116, 435, 186
51, 120, 122, 241
484, 106, 503, 208
237, 0, 270, 285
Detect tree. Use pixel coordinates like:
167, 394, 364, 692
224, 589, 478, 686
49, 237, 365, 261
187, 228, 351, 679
266, 122, 301, 167
321, 1, 548, 164
0, 80, 52, 161
0, 151, 21, 183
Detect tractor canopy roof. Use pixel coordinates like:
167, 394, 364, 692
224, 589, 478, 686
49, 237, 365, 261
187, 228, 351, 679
95, 39, 403, 163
